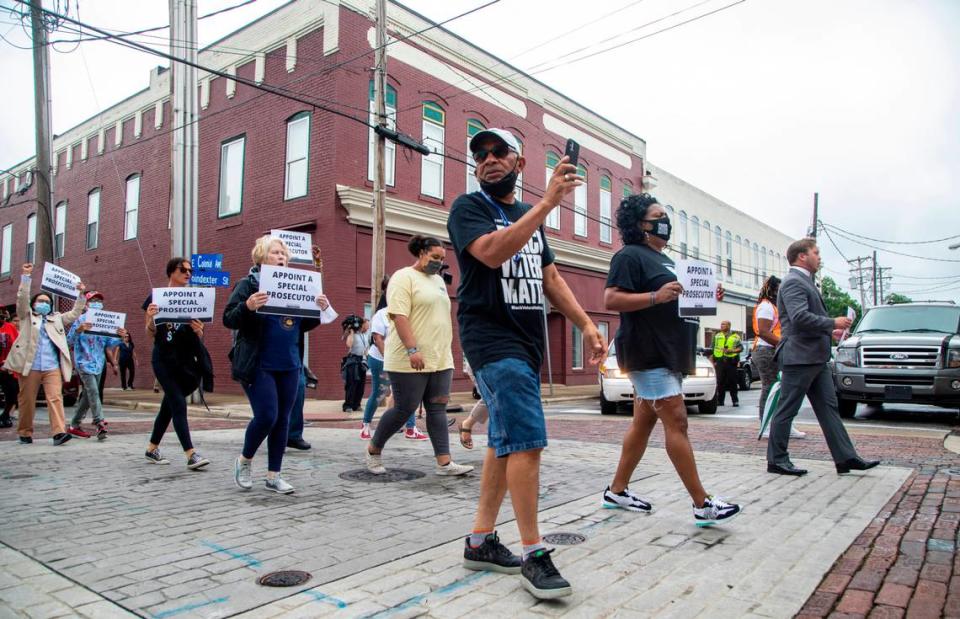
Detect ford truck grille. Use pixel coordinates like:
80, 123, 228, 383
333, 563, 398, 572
861, 346, 939, 369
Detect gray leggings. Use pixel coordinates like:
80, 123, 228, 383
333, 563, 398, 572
753, 346, 778, 421
371, 369, 452, 457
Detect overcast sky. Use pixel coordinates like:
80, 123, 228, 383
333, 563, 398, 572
1, 0, 958, 302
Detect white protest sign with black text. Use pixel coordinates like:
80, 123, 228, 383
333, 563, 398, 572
258, 265, 323, 318
40, 263, 81, 300
677, 259, 717, 317
152, 287, 216, 324
85, 310, 126, 337
270, 229, 313, 265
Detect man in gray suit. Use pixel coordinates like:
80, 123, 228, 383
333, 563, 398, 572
767, 238, 879, 476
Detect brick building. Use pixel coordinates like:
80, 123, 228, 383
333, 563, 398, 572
0, 0, 658, 398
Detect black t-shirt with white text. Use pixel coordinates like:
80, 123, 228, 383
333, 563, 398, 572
606, 244, 689, 373
142, 293, 203, 369
447, 192, 556, 372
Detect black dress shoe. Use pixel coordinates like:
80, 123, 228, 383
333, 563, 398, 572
732, 402, 739, 407
767, 462, 808, 476
18, 436, 32, 444
836, 457, 880, 474
286, 438, 311, 450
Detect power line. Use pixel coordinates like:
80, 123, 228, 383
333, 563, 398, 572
823, 225, 960, 264
821, 222, 960, 246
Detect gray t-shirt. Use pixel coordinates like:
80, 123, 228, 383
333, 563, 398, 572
349, 331, 369, 356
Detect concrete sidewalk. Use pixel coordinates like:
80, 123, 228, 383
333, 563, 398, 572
0, 426, 909, 618
101, 384, 600, 422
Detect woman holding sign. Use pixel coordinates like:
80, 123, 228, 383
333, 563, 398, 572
3, 263, 87, 446
224, 235, 333, 495
364, 236, 473, 477
143, 258, 213, 470
600, 195, 742, 527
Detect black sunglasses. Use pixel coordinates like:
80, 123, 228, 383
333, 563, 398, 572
472, 143, 512, 163
178, 266, 193, 275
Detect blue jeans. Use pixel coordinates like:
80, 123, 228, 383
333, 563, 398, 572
242, 367, 299, 472
474, 358, 547, 457
362, 356, 415, 429
627, 367, 683, 401
287, 371, 306, 441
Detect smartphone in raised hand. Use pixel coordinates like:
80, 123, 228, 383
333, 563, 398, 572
564, 138, 580, 168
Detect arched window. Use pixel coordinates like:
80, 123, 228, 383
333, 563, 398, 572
574, 164, 588, 237
690, 215, 700, 259
55, 201, 67, 258
25, 213, 36, 264
420, 102, 444, 199
714, 225, 723, 280
762, 246, 769, 278
86, 188, 101, 250
753, 242, 760, 286
725, 232, 733, 280
599, 176, 612, 243
545, 152, 560, 230
622, 181, 633, 199
284, 111, 310, 199
466, 119, 485, 194
125, 174, 140, 240
367, 82, 397, 186
678, 210, 689, 258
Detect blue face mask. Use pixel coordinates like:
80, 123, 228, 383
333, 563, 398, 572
34, 302, 52, 316
88, 302, 104, 311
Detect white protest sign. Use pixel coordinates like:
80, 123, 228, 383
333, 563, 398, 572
84, 310, 126, 337
677, 259, 717, 317
270, 229, 313, 265
838, 306, 857, 344
258, 265, 323, 318
152, 287, 216, 324
40, 263, 81, 299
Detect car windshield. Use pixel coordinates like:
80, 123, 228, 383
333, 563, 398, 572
855, 306, 960, 335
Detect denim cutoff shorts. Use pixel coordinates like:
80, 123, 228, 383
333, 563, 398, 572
628, 367, 683, 401
474, 357, 547, 457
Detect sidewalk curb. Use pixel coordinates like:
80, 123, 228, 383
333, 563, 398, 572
945, 431, 960, 455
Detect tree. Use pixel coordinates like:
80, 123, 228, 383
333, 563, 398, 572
885, 293, 912, 305
821, 276, 863, 324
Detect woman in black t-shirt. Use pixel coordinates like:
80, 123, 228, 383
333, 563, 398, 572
142, 257, 211, 470
600, 194, 742, 528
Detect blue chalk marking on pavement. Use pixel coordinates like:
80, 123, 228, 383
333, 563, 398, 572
200, 541, 262, 567
152, 596, 229, 618
365, 572, 488, 618
305, 590, 349, 608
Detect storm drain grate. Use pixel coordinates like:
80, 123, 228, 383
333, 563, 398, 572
338, 468, 426, 483
543, 532, 587, 546
258, 571, 312, 587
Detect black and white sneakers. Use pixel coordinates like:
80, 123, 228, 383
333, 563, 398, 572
186, 453, 210, 470
521, 549, 572, 600
144, 448, 169, 464
602, 486, 653, 513
693, 495, 742, 527
463, 532, 522, 574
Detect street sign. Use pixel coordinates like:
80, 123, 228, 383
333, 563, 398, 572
191, 253, 223, 271
191, 270, 231, 288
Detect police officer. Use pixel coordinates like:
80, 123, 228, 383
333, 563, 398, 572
712, 320, 742, 407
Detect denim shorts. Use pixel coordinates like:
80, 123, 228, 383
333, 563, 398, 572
628, 367, 683, 401
474, 358, 547, 457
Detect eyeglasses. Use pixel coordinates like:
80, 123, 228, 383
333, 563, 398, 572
472, 143, 512, 163
178, 266, 193, 275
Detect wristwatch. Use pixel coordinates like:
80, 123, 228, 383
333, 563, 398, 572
405, 347, 419, 356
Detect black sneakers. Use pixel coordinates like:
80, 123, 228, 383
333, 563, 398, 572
187, 453, 210, 470
52, 433, 73, 446
463, 532, 521, 574
18, 436, 32, 444
521, 549, 572, 600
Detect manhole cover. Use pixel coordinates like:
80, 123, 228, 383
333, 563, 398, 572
258, 570, 311, 587
339, 468, 426, 483
542, 532, 587, 546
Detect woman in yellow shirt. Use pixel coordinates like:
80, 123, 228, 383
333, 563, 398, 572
364, 236, 473, 477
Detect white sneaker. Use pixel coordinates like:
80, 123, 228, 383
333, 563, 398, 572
436, 461, 474, 476
693, 495, 742, 527
265, 476, 294, 494
602, 486, 653, 512
234, 456, 252, 490
366, 448, 386, 474
790, 428, 807, 439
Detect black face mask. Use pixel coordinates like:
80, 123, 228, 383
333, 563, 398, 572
645, 216, 672, 242
479, 165, 519, 199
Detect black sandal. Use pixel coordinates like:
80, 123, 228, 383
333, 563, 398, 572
458, 423, 474, 450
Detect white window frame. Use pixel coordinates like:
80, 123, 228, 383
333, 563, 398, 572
690, 215, 700, 259
218, 136, 245, 218
26, 214, 36, 265
124, 175, 140, 240
55, 202, 67, 259
678, 210, 688, 259
86, 188, 100, 250
599, 178, 612, 243
465, 120, 484, 195
367, 86, 396, 187
572, 324, 583, 370
420, 104, 444, 199
545, 154, 560, 230
598, 321, 609, 347
1, 224, 11, 278
574, 166, 587, 237
284, 113, 310, 200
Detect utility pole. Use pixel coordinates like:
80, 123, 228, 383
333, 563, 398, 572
169, 0, 199, 260
878, 266, 892, 303
808, 192, 819, 238
30, 0, 54, 267
872, 250, 878, 306
848, 256, 870, 310
370, 0, 387, 310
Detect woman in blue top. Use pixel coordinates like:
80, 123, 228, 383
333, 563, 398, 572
224, 235, 333, 494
